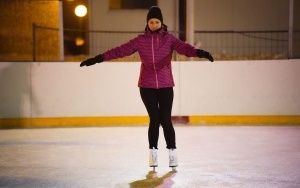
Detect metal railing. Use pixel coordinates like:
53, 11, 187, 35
194, 30, 289, 60
29, 24, 295, 61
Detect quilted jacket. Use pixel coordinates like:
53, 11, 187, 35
103, 26, 199, 88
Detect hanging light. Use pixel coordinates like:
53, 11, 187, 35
75, 5, 87, 17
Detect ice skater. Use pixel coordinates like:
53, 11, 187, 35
80, 6, 214, 170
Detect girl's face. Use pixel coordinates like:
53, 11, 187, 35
148, 18, 162, 32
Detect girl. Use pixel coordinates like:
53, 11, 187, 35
80, 6, 214, 170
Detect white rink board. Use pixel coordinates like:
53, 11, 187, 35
0, 60, 299, 118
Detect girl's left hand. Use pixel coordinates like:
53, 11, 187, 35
197, 49, 214, 62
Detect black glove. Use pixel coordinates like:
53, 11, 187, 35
197, 49, 214, 62
80, 54, 104, 67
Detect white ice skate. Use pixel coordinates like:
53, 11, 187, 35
169, 148, 178, 171
149, 147, 158, 171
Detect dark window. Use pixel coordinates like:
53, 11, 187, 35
109, 0, 157, 9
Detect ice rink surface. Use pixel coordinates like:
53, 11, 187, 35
0, 125, 300, 188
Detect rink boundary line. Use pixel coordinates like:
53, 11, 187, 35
0, 116, 149, 128
0, 115, 300, 128
189, 115, 300, 125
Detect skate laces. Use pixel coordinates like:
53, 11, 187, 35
151, 148, 157, 161
169, 149, 175, 162
169, 148, 178, 167
149, 147, 158, 167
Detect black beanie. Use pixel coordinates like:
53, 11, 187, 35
147, 6, 163, 23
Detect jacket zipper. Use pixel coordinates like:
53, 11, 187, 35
151, 35, 159, 88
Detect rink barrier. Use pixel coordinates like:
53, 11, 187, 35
0, 115, 299, 128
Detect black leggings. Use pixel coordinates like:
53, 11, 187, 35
140, 87, 176, 149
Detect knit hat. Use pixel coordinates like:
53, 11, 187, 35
147, 6, 163, 23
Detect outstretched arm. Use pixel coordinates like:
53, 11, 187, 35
102, 40, 137, 61
80, 36, 139, 67
171, 35, 214, 62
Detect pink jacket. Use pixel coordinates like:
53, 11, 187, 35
103, 28, 198, 88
